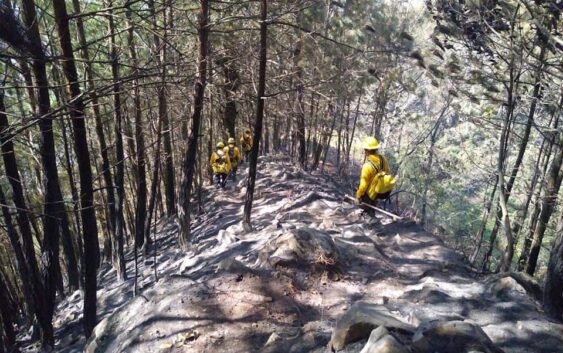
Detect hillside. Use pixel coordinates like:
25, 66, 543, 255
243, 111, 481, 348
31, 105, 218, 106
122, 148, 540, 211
29, 156, 562, 353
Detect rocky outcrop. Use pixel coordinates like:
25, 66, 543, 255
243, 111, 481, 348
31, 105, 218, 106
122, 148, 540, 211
329, 302, 414, 351
329, 305, 505, 353
359, 327, 409, 353
411, 320, 505, 353
259, 227, 342, 270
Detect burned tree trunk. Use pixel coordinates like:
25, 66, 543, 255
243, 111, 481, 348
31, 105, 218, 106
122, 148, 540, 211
178, 0, 210, 249
543, 208, 563, 320
71, 0, 117, 260
127, 3, 147, 250
108, 0, 127, 280
20, 0, 68, 345
217, 54, 239, 138
243, 0, 268, 229
0, 90, 40, 316
52, 0, 100, 336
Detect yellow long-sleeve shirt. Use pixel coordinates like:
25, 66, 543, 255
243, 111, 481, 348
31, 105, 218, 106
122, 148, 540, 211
355, 153, 390, 200
224, 145, 241, 167
210, 150, 231, 174
240, 134, 252, 152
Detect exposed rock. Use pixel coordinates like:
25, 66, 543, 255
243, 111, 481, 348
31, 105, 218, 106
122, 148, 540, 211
216, 229, 239, 245
483, 273, 542, 302
260, 227, 341, 269
301, 320, 332, 347
399, 285, 452, 304
412, 320, 505, 353
280, 172, 297, 181
226, 222, 246, 236
482, 319, 563, 353
215, 258, 249, 273
358, 326, 389, 353
282, 191, 338, 212
329, 302, 414, 351
360, 333, 409, 353
84, 317, 112, 353
278, 211, 313, 223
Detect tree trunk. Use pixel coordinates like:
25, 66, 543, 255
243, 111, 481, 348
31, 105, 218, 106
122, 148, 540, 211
306, 93, 317, 158
144, 112, 164, 251
0, 183, 35, 328
517, 96, 561, 271
52, 0, 100, 336
157, 1, 173, 216
52, 66, 80, 293
0, 273, 17, 350
496, 103, 516, 273
345, 92, 362, 168
0, 92, 40, 318
336, 102, 345, 170
217, 54, 239, 138
481, 54, 519, 273
207, 100, 214, 184
526, 132, 563, 276
162, 65, 176, 217
543, 208, 563, 320
177, 0, 210, 249
421, 119, 443, 226
108, 0, 127, 281
20, 0, 67, 345
470, 177, 498, 264
60, 117, 82, 251
19, 61, 38, 114
483, 45, 546, 272
127, 3, 147, 250
71, 0, 117, 259
293, 32, 306, 169
321, 102, 340, 172
243, 0, 268, 229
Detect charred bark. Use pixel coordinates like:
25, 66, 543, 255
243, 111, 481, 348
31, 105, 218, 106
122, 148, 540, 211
178, 0, 210, 249
108, 0, 127, 280
243, 0, 268, 229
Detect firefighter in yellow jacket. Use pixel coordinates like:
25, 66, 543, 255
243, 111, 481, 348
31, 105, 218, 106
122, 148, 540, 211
240, 129, 253, 162
210, 142, 231, 188
356, 137, 391, 214
225, 137, 241, 181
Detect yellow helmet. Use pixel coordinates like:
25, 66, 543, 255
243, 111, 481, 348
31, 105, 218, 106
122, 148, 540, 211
228, 137, 235, 144
216, 142, 225, 149
364, 137, 379, 150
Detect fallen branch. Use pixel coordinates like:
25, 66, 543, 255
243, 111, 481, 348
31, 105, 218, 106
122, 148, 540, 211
344, 195, 402, 221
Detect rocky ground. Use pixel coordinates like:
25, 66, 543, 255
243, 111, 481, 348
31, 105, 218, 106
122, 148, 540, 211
22, 155, 563, 353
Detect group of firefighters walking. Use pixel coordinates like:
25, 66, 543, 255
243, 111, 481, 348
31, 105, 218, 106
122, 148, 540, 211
210, 130, 395, 215
210, 129, 253, 189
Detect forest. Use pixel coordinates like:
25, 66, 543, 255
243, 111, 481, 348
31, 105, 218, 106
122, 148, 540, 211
0, 0, 562, 352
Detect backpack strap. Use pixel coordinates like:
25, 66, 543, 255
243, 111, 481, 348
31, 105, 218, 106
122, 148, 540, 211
366, 158, 381, 174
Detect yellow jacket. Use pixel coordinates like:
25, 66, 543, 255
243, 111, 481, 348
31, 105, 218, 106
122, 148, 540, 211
210, 150, 231, 174
240, 134, 252, 152
224, 145, 241, 167
356, 153, 391, 200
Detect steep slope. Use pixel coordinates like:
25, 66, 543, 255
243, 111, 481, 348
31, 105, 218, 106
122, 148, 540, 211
33, 155, 563, 353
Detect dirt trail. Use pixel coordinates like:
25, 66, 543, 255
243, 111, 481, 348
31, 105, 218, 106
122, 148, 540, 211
23, 155, 563, 353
